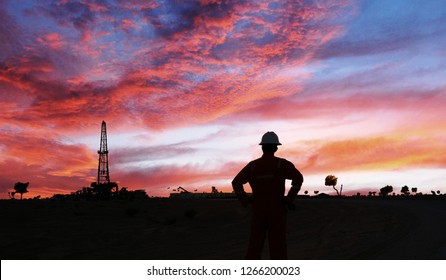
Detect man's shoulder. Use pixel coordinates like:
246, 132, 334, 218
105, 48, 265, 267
250, 156, 266, 164
276, 157, 295, 167
243, 159, 259, 169
275, 156, 290, 162
247, 158, 259, 170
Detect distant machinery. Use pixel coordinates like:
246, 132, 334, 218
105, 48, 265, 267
177, 187, 190, 193
169, 186, 235, 199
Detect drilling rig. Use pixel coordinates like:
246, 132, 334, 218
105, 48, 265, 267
97, 120, 110, 185
90, 120, 119, 199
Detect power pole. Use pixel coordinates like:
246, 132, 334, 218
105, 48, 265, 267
97, 120, 110, 184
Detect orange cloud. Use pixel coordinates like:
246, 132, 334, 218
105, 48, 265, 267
287, 131, 446, 176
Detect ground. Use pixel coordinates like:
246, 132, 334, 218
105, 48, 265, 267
1, 196, 445, 259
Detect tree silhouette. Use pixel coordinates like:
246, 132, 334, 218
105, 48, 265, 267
325, 175, 342, 196
411, 187, 418, 194
401, 185, 410, 195
380, 185, 393, 196
14, 182, 29, 200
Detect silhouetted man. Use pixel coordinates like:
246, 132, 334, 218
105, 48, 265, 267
232, 131, 303, 259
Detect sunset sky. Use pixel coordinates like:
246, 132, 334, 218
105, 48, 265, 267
1, 0, 446, 199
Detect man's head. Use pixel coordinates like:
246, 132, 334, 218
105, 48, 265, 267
259, 131, 281, 154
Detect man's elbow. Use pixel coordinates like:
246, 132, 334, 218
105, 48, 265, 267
292, 175, 304, 188
231, 179, 237, 188
232, 179, 243, 191
291, 178, 304, 191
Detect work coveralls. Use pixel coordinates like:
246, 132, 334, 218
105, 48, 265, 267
232, 153, 303, 259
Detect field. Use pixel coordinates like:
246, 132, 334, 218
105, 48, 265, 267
1, 197, 445, 260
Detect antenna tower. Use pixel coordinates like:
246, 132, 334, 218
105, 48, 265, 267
97, 120, 110, 184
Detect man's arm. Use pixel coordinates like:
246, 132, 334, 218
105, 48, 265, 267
231, 163, 252, 207
284, 161, 304, 203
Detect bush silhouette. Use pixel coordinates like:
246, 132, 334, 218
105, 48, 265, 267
380, 185, 393, 196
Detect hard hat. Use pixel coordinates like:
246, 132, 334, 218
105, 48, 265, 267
259, 131, 282, 145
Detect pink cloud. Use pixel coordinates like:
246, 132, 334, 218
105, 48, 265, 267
37, 33, 65, 50
121, 18, 135, 29
2, 0, 355, 133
